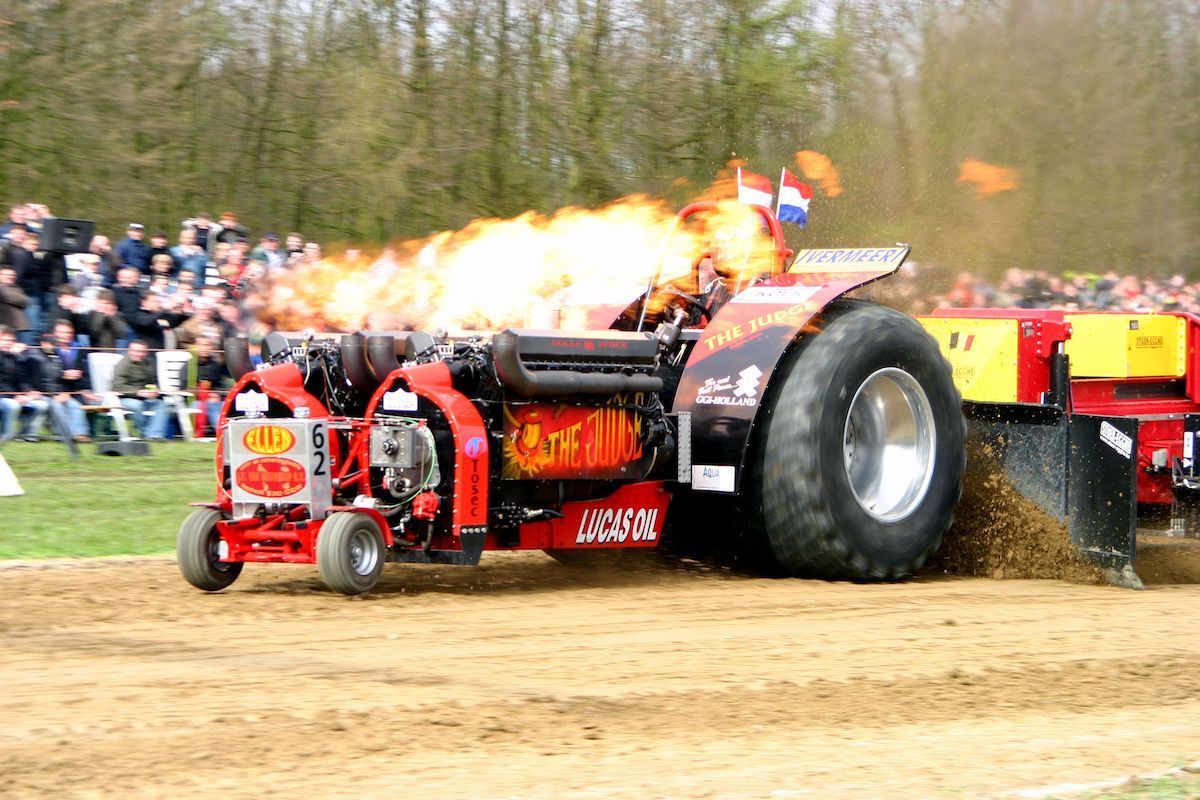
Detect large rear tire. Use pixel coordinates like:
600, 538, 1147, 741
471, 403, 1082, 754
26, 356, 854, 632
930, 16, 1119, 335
752, 301, 964, 580
177, 508, 244, 591
317, 512, 386, 595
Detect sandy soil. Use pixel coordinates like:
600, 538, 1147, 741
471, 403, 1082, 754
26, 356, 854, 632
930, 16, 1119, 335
3, 543, 1200, 800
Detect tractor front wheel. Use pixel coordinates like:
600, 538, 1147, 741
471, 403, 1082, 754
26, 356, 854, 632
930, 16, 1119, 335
752, 301, 964, 580
317, 512, 386, 595
177, 508, 244, 591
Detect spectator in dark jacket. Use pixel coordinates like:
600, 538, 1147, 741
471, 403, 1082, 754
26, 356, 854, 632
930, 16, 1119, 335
0, 325, 48, 441
115, 223, 151, 272
131, 292, 170, 349
48, 285, 90, 337
87, 289, 130, 352
0, 224, 25, 265
148, 232, 175, 274
284, 233, 304, 264
217, 298, 247, 340
132, 291, 190, 350
33, 247, 67, 303
112, 267, 143, 327
0, 325, 25, 441
0, 265, 30, 333
179, 334, 230, 434
183, 213, 216, 254
49, 320, 94, 399
7, 231, 44, 342
111, 339, 167, 440
30, 331, 90, 440
9, 229, 38, 295
213, 211, 250, 248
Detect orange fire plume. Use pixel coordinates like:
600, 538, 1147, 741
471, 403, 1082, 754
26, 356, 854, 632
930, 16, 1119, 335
259, 194, 782, 334
795, 151, 843, 197
957, 159, 1020, 197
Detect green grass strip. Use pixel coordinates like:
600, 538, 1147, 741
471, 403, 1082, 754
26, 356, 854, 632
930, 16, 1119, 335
0, 441, 217, 559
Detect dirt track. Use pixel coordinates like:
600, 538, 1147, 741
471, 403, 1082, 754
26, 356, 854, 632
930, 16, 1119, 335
3, 545, 1200, 800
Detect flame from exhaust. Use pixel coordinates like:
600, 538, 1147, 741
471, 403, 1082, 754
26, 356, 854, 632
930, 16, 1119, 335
958, 159, 1020, 197
795, 150, 843, 197
258, 196, 782, 334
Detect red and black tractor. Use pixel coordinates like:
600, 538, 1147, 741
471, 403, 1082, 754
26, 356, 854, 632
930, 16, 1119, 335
179, 201, 971, 594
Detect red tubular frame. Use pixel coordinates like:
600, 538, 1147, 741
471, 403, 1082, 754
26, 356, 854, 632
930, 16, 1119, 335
218, 506, 392, 565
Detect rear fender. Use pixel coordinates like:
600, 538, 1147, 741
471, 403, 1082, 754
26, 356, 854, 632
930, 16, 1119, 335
219, 362, 330, 422
674, 248, 910, 495
366, 361, 489, 555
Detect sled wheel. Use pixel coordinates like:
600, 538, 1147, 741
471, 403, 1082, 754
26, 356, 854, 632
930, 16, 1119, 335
177, 508, 243, 591
753, 301, 964, 580
317, 512, 386, 595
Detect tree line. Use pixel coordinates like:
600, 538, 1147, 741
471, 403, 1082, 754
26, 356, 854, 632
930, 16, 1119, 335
1, 0, 1197, 278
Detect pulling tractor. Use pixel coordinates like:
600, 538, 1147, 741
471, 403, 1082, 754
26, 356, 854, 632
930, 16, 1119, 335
179, 201, 967, 594
179, 201, 1187, 594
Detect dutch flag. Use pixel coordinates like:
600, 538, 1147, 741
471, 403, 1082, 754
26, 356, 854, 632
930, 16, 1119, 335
737, 168, 774, 208
777, 168, 814, 227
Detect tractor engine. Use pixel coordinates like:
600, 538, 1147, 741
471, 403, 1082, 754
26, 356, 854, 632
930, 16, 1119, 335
217, 326, 681, 558
364, 328, 680, 545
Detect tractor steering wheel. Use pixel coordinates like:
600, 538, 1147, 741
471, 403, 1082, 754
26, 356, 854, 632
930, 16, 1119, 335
656, 284, 713, 325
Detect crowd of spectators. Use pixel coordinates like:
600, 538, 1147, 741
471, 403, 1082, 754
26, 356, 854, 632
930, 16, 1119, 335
0, 203, 323, 443
935, 268, 1200, 314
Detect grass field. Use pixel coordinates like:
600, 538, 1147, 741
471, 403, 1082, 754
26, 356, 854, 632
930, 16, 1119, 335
0, 441, 216, 560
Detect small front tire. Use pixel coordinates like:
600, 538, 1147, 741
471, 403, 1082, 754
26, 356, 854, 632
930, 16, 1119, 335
177, 508, 244, 591
317, 512, 386, 595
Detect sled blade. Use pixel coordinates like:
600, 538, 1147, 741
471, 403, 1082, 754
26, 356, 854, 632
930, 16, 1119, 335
1066, 413, 1139, 586
961, 402, 1139, 587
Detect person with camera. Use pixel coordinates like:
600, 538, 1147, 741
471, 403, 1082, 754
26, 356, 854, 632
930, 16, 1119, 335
87, 235, 119, 286
213, 212, 249, 248
182, 212, 216, 254
87, 289, 130, 352
132, 290, 190, 351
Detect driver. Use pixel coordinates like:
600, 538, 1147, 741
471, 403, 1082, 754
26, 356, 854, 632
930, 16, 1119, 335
691, 227, 755, 323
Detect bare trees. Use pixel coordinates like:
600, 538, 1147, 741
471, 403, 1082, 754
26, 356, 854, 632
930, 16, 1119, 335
0, 0, 1195, 278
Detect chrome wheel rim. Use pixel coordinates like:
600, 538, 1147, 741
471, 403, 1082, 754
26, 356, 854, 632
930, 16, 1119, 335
348, 528, 380, 576
842, 367, 936, 523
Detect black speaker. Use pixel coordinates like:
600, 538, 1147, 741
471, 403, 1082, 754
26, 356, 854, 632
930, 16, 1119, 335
40, 217, 95, 253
